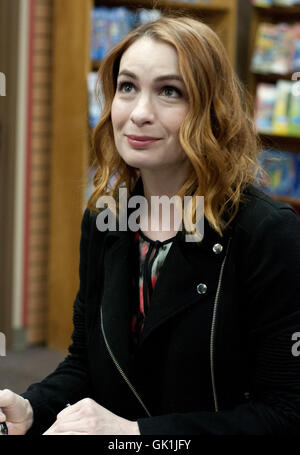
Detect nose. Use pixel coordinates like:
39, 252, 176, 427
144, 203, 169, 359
130, 93, 155, 126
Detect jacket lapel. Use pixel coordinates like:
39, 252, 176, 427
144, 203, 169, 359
100, 229, 139, 377
141, 219, 230, 343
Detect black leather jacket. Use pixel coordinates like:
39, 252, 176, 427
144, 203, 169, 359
22, 185, 300, 435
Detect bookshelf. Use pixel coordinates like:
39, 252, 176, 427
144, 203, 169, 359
49, 0, 238, 350
248, 4, 300, 209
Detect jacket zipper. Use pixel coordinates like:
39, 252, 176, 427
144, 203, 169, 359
100, 305, 152, 417
210, 237, 232, 412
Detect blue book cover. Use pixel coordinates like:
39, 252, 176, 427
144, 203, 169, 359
91, 7, 135, 61
255, 83, 277, 133
293, 154, 300, 198
91, 7, 109, 60
256, 149, 297, 196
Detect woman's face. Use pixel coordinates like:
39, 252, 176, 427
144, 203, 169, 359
111, 38, 189, 174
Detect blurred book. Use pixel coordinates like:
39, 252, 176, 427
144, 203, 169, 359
255, 80, 300, 137
272, 23, 295, 74
292, 24, 300, 71
91, 7, 161, 61
252, 0, 300, 4
255, 83, 277, 133
273, 80, 291, 135
91, 7, 135, 61
87, 72, 102, 128
294, 154, 300, 198
252, 0, 273, 5
251, 23, 278, 73
256, 149, 298, 197
273, 0, 300, 5
251, 22, 300, 74
288, 81, 300, 136
136, 8, 161, 24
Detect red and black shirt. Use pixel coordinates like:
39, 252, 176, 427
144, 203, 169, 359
132, 230, 175, 345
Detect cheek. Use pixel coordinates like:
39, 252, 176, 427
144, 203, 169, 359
111, 98, 129, 130
163, 107, 187, 138
110, 99, 119, 130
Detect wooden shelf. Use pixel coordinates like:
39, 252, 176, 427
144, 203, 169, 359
248, 6, 300, 214
251, 72, 296, 83
253, 4, 300, 17
259, 133, 300, 154
95, 0, 232, 13
249, 6, 300, 150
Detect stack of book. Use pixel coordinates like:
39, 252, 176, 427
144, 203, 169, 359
251, 22, 300, 74
255, 80, 300, 136
91, 7, 161, 61
252, 0, 300, 6
255, 149, 300, 198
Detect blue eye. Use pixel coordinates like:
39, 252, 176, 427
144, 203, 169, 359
161, 86, 182, 97
118, 81, 135, 93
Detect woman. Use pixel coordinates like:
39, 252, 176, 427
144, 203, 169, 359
1, 16, 300, 435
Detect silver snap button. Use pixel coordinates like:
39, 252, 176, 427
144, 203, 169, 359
212, 243, 223, 254
197, 283, 207, 295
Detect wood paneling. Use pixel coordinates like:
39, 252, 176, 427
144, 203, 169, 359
26, 0, 53, 345
48, 0, 90, 350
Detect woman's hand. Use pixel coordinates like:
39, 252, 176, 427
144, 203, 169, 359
0, 389, 33, 435
43, 398, 140, 435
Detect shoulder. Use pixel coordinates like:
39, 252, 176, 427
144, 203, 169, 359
80, 207, 105, 247
233, 184, 300, 238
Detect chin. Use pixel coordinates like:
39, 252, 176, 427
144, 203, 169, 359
119, 152, 157, 170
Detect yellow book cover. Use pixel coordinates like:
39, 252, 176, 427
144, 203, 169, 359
273, 80, 292, 136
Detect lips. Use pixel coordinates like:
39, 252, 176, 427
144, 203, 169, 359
126, 134, 160, 141
125, 134, 161, 148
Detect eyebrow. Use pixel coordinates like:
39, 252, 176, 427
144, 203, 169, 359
117, 70, 184, 83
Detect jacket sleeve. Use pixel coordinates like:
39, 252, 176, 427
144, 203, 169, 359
137, 207, 300, 435
21, 208, 92, 435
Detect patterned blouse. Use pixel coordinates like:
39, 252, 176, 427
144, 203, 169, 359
132, 230, 175, 344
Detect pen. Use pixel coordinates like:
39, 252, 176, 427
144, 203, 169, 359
0, 422, 8, 435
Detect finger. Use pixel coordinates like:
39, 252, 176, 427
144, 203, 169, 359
43, 414, 85, 434
43, 421, 89, 435
56, 405, 75, 419
56, 398, 95, 419
56, 411, 83, 424
0, 390, 16, 408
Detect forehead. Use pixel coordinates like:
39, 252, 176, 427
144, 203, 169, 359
118, 37, 180, 77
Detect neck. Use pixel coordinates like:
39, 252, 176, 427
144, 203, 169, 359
138, 168, 190, 240
140, 167, 189, 201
